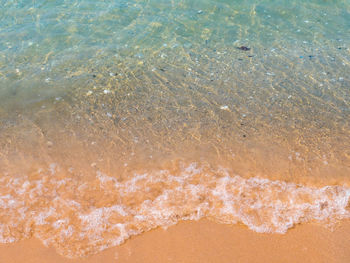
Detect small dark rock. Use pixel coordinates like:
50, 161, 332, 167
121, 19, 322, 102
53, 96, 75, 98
243, 134, 246, 137
237, 46, 251, 51
92, 74, 96, 78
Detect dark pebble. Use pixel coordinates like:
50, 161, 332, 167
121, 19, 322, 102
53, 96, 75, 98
92, 74, 96, 78
243, 134, 246, 137
237, 46, 251, 51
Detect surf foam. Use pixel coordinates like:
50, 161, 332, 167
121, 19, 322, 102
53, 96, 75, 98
0, 163, 349, 257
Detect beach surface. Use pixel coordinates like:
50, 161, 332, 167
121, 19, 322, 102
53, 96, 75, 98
1, 1, 349, 262
1, 219, 350, 263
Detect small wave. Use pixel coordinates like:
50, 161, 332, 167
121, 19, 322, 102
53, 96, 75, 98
0, 163, 349, 257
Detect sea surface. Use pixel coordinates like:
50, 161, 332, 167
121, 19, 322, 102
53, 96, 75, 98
0, 0, 349, 258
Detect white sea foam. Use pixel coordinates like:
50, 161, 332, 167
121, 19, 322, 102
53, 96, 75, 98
0, 163, 349, 257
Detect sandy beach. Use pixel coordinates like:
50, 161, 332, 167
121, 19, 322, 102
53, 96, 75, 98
1, 1, 349, 262
1, 219, 349, 263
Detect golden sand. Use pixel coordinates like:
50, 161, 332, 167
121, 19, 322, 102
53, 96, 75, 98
1, 219, 350, 263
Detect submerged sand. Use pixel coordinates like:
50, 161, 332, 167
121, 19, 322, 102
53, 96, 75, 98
1, 219, 350, 263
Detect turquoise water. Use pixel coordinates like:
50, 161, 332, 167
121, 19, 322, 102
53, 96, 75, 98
0, 0, 350, 258
1, 0, 349, 106
1, 0, 349, 181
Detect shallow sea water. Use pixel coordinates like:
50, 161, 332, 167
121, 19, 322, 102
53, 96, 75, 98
0, 0, 350, 258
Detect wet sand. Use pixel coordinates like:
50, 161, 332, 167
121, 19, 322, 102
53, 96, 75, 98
1, 219, 349, 263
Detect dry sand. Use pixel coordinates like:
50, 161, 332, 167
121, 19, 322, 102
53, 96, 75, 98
1, 219, 350, 263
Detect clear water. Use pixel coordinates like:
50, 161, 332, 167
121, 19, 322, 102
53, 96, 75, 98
0, 0, 350, 258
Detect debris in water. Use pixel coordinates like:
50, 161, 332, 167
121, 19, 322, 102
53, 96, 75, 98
237, 46, 251, 51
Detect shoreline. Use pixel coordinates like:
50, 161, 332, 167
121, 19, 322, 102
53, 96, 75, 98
1, 219, 349, 263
